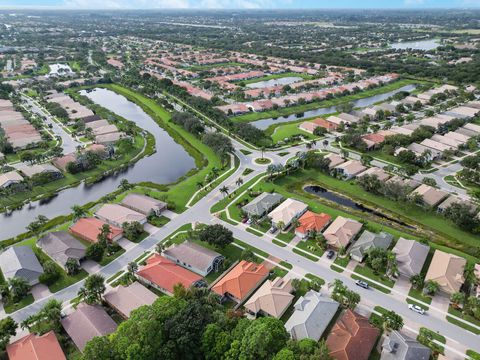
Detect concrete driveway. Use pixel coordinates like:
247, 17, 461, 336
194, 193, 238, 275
117, 237, 136, 251
81, 260, 102, 274
31, 284, 51, 301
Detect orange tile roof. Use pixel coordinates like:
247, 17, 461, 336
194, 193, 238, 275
212, 260, 269, 301
7, 331, 66, 360
69, 217, 122, 243
326, 309, 380, 360
295, 211, 332, 235
137, 254, 202, 293
362, 133, 385, 145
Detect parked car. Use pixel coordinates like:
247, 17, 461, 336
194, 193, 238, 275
326, 250, 335, 259
355, 280, 369, 289
241, 217, 248, 224
246, 219, 252, 225
408, 304, 425, 315
269, 226, 277, 234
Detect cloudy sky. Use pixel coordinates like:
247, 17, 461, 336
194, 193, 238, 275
1, 0, 480, 9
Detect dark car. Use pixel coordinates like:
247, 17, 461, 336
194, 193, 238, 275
355, 280, 369, 289
326, 250, 335, 259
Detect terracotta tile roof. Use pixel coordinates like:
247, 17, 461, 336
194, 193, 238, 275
7, 331, 66, 360
69, 217, 123, 243
212, 260, 269, 301
295, 211, 332, 235
136, 254, 203, 294
326, 309, 380, 360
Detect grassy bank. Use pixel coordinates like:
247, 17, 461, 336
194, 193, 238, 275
99, 84, 222, 211
231, 79, 420, 123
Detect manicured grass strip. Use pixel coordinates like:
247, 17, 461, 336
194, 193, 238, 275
295, 238, 325, 258
234, 239, 269, 258
408, 288, 432, 305
305, 273, 325, 285
406, 298, 429, 311
353, 265, 395, 288
147, 215, 171, 227
242, 168, 254, 176
276, 231, 295, 243
246, 227, 263, 236
447, 306, 480, 334
351, 274, 391, 294
107, 270, 125, 283
240, 149, 252, 155
271, 267, 289, 278
280, 261, 293, 270
330, 264, 344, 273
334, 256, 350, 268
417, 327, 445, 355
467, 350, 480, 360
273, 239, 287, 247
4, 294, 34, 314
293, 248, 319, 261
99, 248, 126, 266
219, 212, 238, 225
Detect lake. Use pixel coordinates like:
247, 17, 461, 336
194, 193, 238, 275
0, 88, 195, 240
390, 39, 440, 51
246, 76, 303, 89
251, 84, 417, 130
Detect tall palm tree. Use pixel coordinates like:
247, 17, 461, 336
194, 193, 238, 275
219, 186, 229, 198
196, 181, 204, 190
235, 178, 243, 188
71, 205, 86, 221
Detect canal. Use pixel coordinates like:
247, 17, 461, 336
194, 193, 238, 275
0, 88, 195, 240
252, 84, 417, 130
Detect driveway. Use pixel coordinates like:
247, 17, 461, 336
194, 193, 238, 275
392, 276, 411, 301
144, 223, 160, 235
117, 237, 136, 251
81, 260, 102, 274
30, 284, 52, 301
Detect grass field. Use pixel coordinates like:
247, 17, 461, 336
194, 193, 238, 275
238, 72, 313, 85
100, 84, 223, 211
231, 79, 420, 122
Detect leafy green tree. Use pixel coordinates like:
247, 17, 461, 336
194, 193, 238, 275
71, 205, 86, 221
82, 336, 115, 360
450, 292, 465, 309
409, 273, 424, 290
0, 317, 17, 352
39, 260, 60, 285
202, 323, 233, 360
86, 242, 105, 262
78, 274, 105, 304
381, 310, 404, 331
65, 258, 81, 275
198, 224, 234, 248
423, 280, 440, 296
8, 277, 29, 302
122, 221, 144, 242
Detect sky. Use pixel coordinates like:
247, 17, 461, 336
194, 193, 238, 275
1, 0, 480, 9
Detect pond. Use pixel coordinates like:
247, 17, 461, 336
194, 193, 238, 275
304, 185, 413, 228
251, 84, 417, 130
390, 39, 440, 51
0, 88, 195, 240
245, 76, 303, 89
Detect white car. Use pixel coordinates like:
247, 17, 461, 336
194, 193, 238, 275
408, 304, 425, 315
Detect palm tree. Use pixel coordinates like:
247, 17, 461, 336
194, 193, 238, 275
450, 292, 465, 309
260, 146, 266, 159
305, 142, 313, 150
323, 139, 329, 148
219, 186, 229, 198
410, 274, 424, 290
8, 277, 29, 302
196, 181, 204, 190
119, 179, 132, 191
235, 177, 243, 188
71, 205, 86, 221
423, 280, 440, 296
340, 149, 349, 159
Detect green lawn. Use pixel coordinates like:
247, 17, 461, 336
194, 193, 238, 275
467, 350, 480, 360
305, 273, 325, 285
99, 248, 126, 266
408, 288, 432, 306
268, 120, 325, 144
4, 294, 34, 314
351, 266, 393, 294
417, 327, 445, 354
232, 79, 420, 122
101, 84, 222, 212
446, 306, 480, 334
147, 215, 171, 227
237, 72, 313, 86
295, 238, 325, 258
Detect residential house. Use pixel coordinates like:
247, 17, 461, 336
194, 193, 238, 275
406, 143, 442, 161
52, 154, 76, 172
244, 277, 294, 318
69, 217, 123, 244
425, 250, 466, 295
212, 260, 269, 303
334, 160, 367, 180
324, 153, 346, 169
357, 167, 391, 182
0, 246, 43, 286
61, 303, 118, 352
162, 241, 224, 276
285, 290, 339, 341
0, 171, 23, 188
381, 330, 431, 360
392, 238, 429, 278
361, 133, 386, 150
37, 231, 86, 269
6, 331, 66, 360
295, 211, 332, 239
430, 134, 462, 148
241, 192, 284, 218
420, 138, 453, 152
326, 309, 380, 360
136, 254, 205, 295
268, 198, 308, 229
95, 204, 147, 227
323, 216, 363, 249
437, 195, 476, 214
349, 231, 393, 262
120, 193, 167, 216
17, 164, 62, 179
463, 123, 480, 134
103, 281, 157, 318
386, 176, 420, 190
410, 184, 449, 207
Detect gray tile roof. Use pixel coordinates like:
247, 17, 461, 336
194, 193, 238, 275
37, 231, 86, 267
242, 192, 284, 217
381, 330, 431, 360
61, 303, 117, 352
162, 241, 224, 275
392, 238, 430, 278
285, 290, 339, 341
349, 231, 393, 261
0, 246, 43, 286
